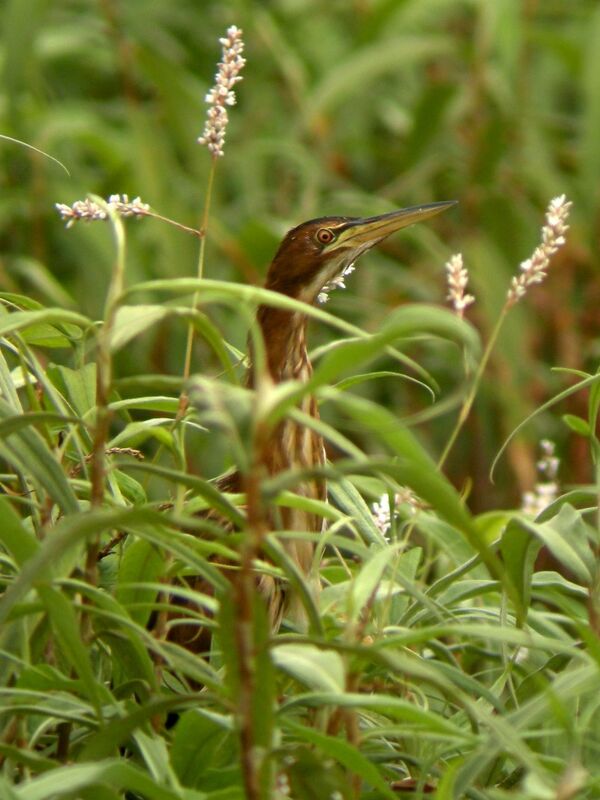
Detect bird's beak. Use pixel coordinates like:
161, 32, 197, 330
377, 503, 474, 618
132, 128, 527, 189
331, 200, 457, 252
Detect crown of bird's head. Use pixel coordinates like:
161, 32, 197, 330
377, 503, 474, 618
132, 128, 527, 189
265, 200, 457, 304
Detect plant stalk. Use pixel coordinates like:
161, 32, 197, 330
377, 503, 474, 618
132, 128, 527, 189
438, 305, 509, 470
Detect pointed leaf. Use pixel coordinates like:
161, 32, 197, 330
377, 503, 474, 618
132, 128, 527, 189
36, 584, 112, 713
273, 644, 345, 693
0, 399, 79, 515
115, 539, 165, 627
0, 496, 39, 565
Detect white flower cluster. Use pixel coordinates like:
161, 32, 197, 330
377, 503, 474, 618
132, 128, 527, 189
521, 439, 560, 517
317, 264, 355, 304
445, 253, 474, 317
507, 195, 572, 305
55, 194, 150, 227
198, 26, 246, 158
372, 489, 420, 536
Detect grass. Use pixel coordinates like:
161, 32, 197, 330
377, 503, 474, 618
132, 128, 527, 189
1, 2, 600, 799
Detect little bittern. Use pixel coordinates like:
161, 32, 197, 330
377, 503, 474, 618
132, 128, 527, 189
173, 200, 455, 645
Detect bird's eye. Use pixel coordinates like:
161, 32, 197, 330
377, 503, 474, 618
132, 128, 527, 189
316, 228, 335, 245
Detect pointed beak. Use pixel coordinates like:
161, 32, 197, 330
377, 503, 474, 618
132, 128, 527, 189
330, 200, 457, 252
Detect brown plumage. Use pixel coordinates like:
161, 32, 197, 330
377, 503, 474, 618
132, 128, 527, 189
170, 201, 456, 646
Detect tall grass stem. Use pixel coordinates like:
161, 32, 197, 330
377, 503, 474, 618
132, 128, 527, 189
438, 308, 508, 470
181, 161, 217, 389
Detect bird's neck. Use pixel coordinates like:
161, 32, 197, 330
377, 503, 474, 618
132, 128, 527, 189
248, 304, 325, 511
247, 306, 311, 386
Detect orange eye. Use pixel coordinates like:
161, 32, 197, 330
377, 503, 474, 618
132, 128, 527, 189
316, 228, 335, 245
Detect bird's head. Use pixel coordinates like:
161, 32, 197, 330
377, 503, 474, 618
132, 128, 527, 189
264, 200, 457, 304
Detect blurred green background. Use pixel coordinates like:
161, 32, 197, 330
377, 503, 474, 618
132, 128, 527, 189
1, 0, 599, 509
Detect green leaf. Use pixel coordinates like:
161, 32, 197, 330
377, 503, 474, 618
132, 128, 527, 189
252, 591, 276, 759
108, 418, 177, 449
349, 543, 404, 621
285, 745, 353, 800
36, 584, 113, 713
112, 469, 147, 506
14, 759, 183, 800
109, 395, 179, 413
283, 691, 472, 739
49, 362, 97, 418
588, 365, 600, 442
329, 392, 473, 531
0, 743, 55, 775
80, 695, 192, 762
124, 277, 367, 339
132, 729, 178, 785
491, 371, 600, 480
327, 390, 521, 610
263, 305, 477, 431
432, 757, 461, 800
0, 507, 227, 630
0, 411, 84, 438
513, 505, 594, 585
272, 644, 345, 693
171, 710, 235, 787
562, 413, 591, 437
261, 535, 323, 634
109, 304, 176, 351
115, 539, 165, 627
417, 511, 478, 566
0, 496, 39, 565
17, 323, 82, 348
0, 775, 21, 800
0, 307, 91, 338
119, 461, 245, 528
0, 399, 80, 515
335, 369, 418, 390
217, 585, 275, 793
327, 477, 388, 546
283, 719, 397, 800
0, 291, 46, 311
501, 518, 540, 624
309, 304, 479, 392
0, 347, 23, 409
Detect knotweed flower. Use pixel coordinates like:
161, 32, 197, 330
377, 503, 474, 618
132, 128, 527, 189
507, 195, 572, 307
372, 489, 420, 536
372, 493, 392, 534
318, 264, 355, 304
198, 26, 246, 158
445, 253, 474, 317
521, 439, 560, 517
56, 194, 150, 227
55, 194, 201, 237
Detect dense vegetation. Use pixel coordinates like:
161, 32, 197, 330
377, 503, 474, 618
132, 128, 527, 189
1, 2, 600, 798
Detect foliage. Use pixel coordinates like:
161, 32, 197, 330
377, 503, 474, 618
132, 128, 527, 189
1, 2, 600, 799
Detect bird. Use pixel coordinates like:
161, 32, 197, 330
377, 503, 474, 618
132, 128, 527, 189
169, 200, 456, 646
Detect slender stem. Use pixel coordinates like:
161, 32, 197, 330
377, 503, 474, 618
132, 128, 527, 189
85, 209, 126, 636
438, 304, 509, 470
89, 224, 125, 508
181, 159, 217, 387
234, 468, 263, 800
172, 159, 218, 513
142, 209, 202, 238
232, 414, 271, 800
596, 451, 600, 543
